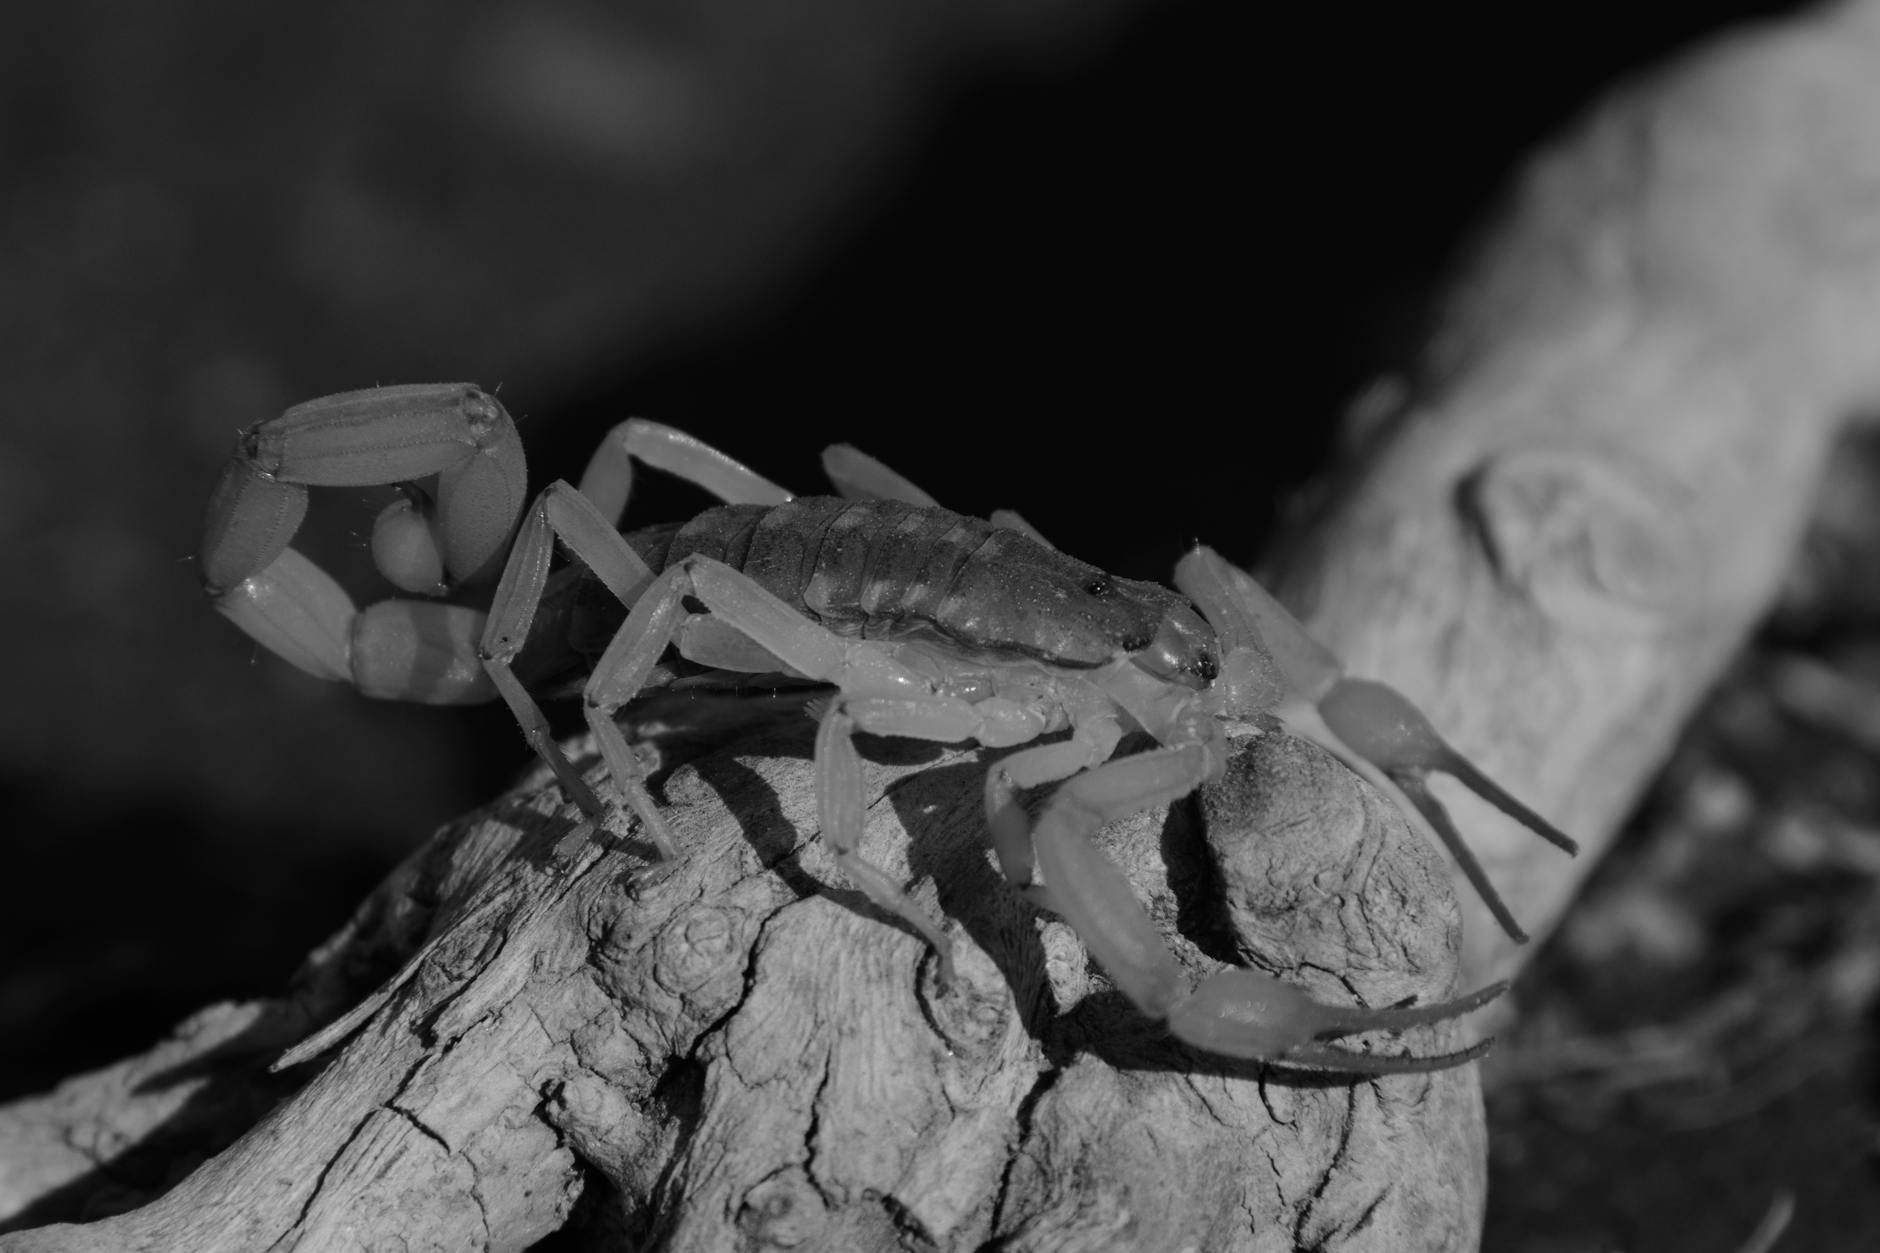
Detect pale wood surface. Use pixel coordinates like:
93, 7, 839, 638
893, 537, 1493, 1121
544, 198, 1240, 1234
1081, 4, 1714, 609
1274, 0, 1880, 988
0, 730, 1487, 1251
9, 3, 1880, 1248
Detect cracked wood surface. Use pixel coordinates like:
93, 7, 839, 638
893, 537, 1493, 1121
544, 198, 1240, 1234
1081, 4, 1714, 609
0, 726, 1487, 1251
9, 3, 1880, 1248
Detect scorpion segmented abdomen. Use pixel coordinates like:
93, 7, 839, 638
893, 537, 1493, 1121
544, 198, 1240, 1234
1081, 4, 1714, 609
664, 504, 774, 573
858, 507, 990, 627
660, 498, 1202, 672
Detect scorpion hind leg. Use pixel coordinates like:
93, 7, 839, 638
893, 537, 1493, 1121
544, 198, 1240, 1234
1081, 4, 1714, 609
478, 480, 672, 840
813, 699, 959, 986
821, 443, 942, 507
579, 417, 791, 527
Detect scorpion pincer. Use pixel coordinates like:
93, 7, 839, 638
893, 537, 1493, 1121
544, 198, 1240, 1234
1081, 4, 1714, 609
199, 383, 1575, 1073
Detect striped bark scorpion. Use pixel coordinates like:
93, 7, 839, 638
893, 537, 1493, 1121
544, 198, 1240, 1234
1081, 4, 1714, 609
199, 384, 1575, 1073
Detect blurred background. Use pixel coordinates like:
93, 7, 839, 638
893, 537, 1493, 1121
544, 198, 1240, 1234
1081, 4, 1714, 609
3, 0, 1860, 1248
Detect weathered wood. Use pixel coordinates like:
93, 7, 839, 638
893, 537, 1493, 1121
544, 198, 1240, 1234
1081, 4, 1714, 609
0, 727, 1487, 1251
1273, 0, 1880, 987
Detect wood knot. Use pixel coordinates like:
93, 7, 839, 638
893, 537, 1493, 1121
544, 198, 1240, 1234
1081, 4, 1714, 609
918, 939, 1015, 1059
1460, 442, 1702, 634
737, 1166, 829, 1247
653, 904, 744, 995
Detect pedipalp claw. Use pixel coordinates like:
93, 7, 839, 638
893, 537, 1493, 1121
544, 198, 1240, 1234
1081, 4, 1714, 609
1274, 1035, 1496, 1076
1317, 676, 1577, 856
1310, 978, 1509, 1036
1164, 967, 1504, 1072
1390, 774, 1531, 943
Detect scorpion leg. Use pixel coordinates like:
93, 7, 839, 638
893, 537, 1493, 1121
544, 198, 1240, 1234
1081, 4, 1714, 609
1174, 545, 1575, 943
1021, 743, 1222, 1021
982, 703, 1124, 894
1019, 741, 1501, 1069
479, 480, 663, 831
813, 698, 975, 983
820, 444, 1056, 547
986, 509, 1055, 548
578, 417, 791, 526
820, 444, 941, 507
579, 552, 984, 951
1165, 969, 1507, 1073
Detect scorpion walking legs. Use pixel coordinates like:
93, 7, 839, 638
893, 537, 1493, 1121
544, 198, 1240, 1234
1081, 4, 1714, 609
572, 552, 1004, 968
475, 417, 793, 842
819, 444, 1055, 548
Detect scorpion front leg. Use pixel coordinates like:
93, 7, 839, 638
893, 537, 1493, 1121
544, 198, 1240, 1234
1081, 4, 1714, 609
1176, 545, 1576, 942
1009, 737, 1505, 1071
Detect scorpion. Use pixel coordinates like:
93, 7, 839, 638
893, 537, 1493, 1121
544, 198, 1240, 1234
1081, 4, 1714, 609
199, 383, 1575, 1073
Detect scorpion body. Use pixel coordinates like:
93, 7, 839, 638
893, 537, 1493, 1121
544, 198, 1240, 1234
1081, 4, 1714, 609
538, 498, 1211, 683
200, 383, 1573, 1072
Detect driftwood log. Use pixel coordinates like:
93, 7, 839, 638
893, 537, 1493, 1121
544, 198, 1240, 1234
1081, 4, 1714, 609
8, 3, 1880, 1248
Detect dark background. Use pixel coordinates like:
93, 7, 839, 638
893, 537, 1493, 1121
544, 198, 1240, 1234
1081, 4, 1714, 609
0, 1, 1833, 1248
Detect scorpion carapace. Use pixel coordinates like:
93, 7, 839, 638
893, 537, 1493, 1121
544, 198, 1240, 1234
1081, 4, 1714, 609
200, 383, 1572, 1073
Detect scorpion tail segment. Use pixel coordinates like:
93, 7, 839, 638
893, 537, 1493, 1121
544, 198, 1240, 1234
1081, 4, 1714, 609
351, 601, 496, 704
1317, 677, 1577, 857
821, 444, 941, 507
200, 458, 309, 596
433, 411, 528, 585
1163, 969, 1501, 1071
1274, 697, 1531, 943
370, 495, 448, 596
1173, 546, 1344, 705
213, 548, 356, 684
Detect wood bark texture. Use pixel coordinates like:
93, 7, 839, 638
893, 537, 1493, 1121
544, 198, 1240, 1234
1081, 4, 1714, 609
8, 2, 1880, 1249
0, 726, 1486, 1252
